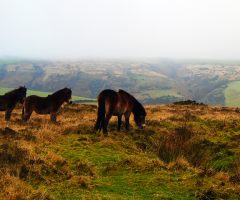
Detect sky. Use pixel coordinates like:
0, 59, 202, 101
0, 0, 240, 60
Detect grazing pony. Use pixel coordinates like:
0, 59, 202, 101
0, 86, 27, 121
22, 88, 72, 122
94, 89, 146, 134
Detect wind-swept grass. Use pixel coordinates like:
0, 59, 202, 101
0, 104, 240, 199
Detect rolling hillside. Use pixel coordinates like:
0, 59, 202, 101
0, 103, 239, 199
1, 59, 240, 105
0, 59, 185, 104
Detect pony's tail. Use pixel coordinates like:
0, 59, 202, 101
94, 95, 105, 132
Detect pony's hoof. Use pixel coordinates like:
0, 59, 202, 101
51, 121, 60, 125
103, 132, 109, 137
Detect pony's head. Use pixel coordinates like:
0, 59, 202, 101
17, 86, 27, 103
133, 107, 146, 129
62, 88, 72, 104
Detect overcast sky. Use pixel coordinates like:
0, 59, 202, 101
0, 0, 239, 60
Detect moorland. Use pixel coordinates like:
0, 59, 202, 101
0, 103, 239, 199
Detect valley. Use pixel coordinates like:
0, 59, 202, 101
0, 59, 240, 106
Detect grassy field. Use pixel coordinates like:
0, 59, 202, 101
142, 89, 182, 99
0, 87, 95, 103
0, 104, 240, 199
224, 81, 240, 106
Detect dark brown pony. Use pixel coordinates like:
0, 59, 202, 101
22, 88, 72, 122
0, 86, 27, 121
94, 89, 146, 134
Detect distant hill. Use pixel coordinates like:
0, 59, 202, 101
0, 58, 240, 105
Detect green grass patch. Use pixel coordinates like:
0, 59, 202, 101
225, 81, 240, 106
144, 89, 182, 99
45, 133, 196, 200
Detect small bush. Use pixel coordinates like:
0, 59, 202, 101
104, 157, 166, 173
158, 126, 193, 162
197, 189, 217, 200
167, 157, 191, 171
214, 171, 229, 182
45, 152, 67, 167
75, 160, 97, 177
70, 175, 92, 189
0, 175, 52, 200
0, 175, 30, 200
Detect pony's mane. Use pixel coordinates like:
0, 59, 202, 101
5, 87, 25, 96
49, 88, 70, 97
118, 89, 135, 99
118, 89, 146, 115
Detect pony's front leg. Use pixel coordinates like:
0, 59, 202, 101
50, 112, 57, 123
124, 113, 131, 131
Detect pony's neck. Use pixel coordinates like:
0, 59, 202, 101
11, 90, 21, 99
49, 91, 68, 105
132, 99, 142, 115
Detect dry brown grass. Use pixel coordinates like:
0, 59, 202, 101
0, 174, 32, 200
0, 104, 96, 196
0, 174, 54, 200
146, 104, 240, 122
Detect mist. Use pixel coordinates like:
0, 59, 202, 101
0, 0, 239, 60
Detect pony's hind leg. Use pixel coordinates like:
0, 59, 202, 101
94, 117, 101, 132
5, 109, 13, 121
103, 113, 112, 134
117, 115, 122, 131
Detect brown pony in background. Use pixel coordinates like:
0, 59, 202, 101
94, 89, 146, 134
0, 86, 27, 121
22, 88, 72, 122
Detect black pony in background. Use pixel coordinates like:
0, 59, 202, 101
22, 88, 72, 122
0, 86, 27, 121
